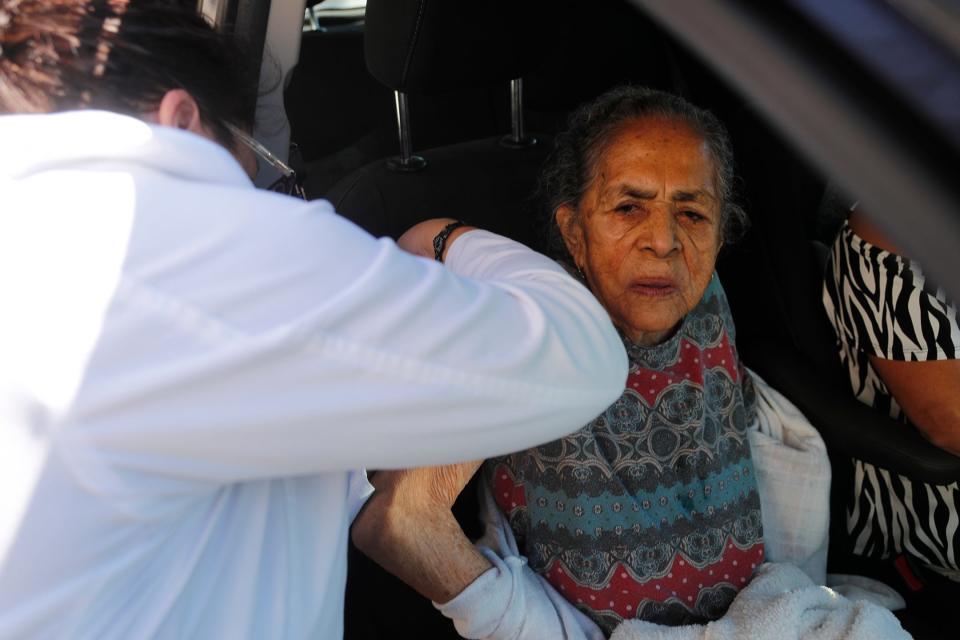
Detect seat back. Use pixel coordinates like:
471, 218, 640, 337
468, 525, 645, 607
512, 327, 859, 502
326, 136, 552, 247
324, 0, 554, 246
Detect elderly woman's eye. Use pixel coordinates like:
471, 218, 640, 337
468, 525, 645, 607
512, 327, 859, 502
681, 210, 706, 222
615, 203, 639, 214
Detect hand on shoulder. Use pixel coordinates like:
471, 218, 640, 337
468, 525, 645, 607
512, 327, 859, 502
397, 218, 475, 260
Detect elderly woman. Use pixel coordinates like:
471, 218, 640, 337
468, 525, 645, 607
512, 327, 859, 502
353, 86, 762, 636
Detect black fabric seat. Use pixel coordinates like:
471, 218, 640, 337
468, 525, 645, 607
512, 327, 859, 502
721, 107, 960, 486
324, 0, 553, 243
326, 135, 552, 247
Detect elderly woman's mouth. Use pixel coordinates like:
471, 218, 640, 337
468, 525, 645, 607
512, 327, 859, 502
630, 278, 679, 297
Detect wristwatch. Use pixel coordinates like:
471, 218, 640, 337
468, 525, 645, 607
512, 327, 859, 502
433, 220, 467, 261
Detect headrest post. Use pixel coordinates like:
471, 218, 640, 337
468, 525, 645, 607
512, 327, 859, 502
501, 78, 538, 149
388, 90, 427, 172
511, 78, 525, 142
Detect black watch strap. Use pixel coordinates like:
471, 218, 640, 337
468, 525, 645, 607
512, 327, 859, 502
433, 220, 467, 261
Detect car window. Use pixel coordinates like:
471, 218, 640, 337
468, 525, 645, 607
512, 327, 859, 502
305, 0, 366, 31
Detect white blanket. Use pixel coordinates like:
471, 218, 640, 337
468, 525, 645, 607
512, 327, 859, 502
748, 372, 904, 612
610, 563, 908, 640
748, 369, 832, 584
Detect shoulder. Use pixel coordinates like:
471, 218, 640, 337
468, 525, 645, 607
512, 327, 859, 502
122, 177, 390, 334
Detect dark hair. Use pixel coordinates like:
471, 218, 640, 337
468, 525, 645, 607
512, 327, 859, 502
540, 85, 749, 261
0, 0, 258, 147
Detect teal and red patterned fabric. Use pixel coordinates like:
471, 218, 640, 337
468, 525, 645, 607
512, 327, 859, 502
487, 275, 763, 634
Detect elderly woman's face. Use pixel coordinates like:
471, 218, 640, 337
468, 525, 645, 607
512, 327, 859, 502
558, 116, 722, 346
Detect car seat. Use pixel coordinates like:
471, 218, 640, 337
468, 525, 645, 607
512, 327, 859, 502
323, 0, 555, 250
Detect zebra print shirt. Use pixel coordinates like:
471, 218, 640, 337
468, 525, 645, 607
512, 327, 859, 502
823, 220, 960, 581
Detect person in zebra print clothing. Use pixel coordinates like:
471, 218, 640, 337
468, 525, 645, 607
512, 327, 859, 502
823, 204, 960, 589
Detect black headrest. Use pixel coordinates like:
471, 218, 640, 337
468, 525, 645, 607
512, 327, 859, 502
324, 134, 554, 246
364, 0, 547, 95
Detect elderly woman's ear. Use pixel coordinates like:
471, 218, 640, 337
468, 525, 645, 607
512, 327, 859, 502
555, 204, 586, 270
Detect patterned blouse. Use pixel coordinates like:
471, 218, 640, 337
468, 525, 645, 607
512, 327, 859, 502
823, 220, 960, 582
486, 275, 764, 634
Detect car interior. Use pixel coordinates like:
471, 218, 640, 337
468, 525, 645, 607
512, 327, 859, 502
211, 1, 960, 637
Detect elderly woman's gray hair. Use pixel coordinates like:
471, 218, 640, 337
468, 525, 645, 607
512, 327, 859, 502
540, 85, 748, 260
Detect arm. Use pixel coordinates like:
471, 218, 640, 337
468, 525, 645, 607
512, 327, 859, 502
849, 210, 960, 456
352, 464, 605, 640
72, 206, 628, 481
351, 462, 492, 604
395, 217, 475, 262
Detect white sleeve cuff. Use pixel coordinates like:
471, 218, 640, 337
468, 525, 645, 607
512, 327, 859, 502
434, 547, 604, 640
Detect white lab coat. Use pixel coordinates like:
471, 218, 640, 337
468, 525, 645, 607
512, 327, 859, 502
0, 111, 628, 639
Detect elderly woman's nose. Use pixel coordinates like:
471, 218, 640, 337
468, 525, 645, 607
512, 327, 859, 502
636, 205, 680, 257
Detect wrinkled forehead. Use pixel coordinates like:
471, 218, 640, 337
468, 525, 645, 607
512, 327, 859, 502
586, 115, 719, 199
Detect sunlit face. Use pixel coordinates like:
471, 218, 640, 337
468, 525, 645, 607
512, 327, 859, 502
557, 116, 723, 346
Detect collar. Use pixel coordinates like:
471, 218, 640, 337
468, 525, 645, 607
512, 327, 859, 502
0, 110, 253, 189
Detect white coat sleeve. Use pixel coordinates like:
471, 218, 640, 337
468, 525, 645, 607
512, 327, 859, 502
437, 550, 605, 640
68, 207, 628, 482
435, 484, 606, 640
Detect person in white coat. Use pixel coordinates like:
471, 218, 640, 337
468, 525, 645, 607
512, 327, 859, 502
0, 2, 627, 638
